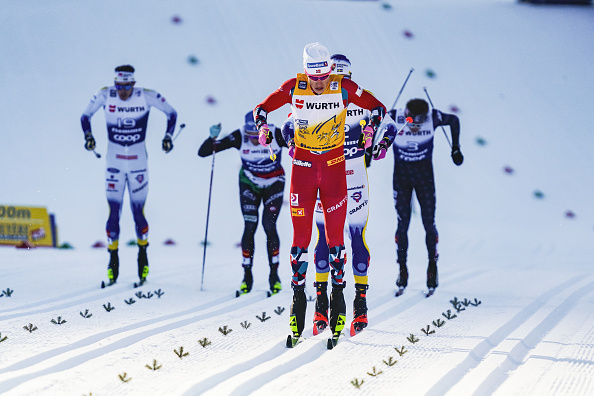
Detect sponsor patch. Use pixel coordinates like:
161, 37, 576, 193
346, 169, 354, 175
355, 85, 363, 97
295, 98, 304, 109
135, 174, 144, 184
351, 191, 362, 203
290, 193, 299, 206
291, 207, 305, 217
327, 155, 345, 166
298, 81, 307, 90
330, 81, 339, 91
292, 159, 312, 167
107, 167, 120, 174
244, 215, 258, 223
306, 61, 328, 69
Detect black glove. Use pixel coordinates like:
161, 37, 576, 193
162, 135, 173, 153
451, 145, 464, 165
84, 131, 96, 151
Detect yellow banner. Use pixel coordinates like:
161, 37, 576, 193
0, 205, 56, 247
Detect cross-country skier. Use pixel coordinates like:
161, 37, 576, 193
372, 98, 463, 295
198, 112, 288, 296
254, 42, 387, 345
81, 65, 178, 286
281, 54, 383, 337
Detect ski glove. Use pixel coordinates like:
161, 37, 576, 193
357, 125, 374, 149
162, 135, 173, 153
288, 139, 296, 158
258, 124, 273, 146
209, 123, 221, 139
84, 132, 96, 151
372, 137, 390, 160
451, 145, 464, 165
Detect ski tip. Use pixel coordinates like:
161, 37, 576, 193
266, 291, 272, 298
101, 281, 105, 289
236, 290, 241, 298
327, 338, 335, 350
286, 335, 294, 348
425, 288, 436, 298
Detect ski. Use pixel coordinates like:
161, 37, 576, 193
266, 289, 280, 298
327, 332, 342, 350
286, 334, 305, 348
425, 288, 436, 298
235, 290, 276, 298
395, 286, 405, 297
133, 279, 147, 288
101, 280, 116, 288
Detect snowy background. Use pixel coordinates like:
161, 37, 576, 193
1, 0, 593, 395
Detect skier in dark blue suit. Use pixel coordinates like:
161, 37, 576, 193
373, 98, 463, 294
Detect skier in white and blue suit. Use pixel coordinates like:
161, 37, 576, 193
81, 64, 178, 285
373, 98, 463, 293
198, 112, 288, 296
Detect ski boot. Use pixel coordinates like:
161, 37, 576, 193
350, 283, 368, 336
287, 287, 307, 347
268, 263, 282, 296
426, 259, 438, 296
134, 244, 149, 287
395, 261, 408, 297
328, 283, 346, 349
313, 282, 329, 335
237, 265, 253, 296
102, 249, 119, 288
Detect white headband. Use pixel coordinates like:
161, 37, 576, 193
114, 71, 135, 83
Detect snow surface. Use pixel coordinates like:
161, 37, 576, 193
1, 0, 593, 395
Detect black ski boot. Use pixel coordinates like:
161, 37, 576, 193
287, 287, 307, 347
240, 265, 253, 294
313, 282, 329, 335
350, 283, 368, 336
329, 283, 347, 336
268, 263, 281, 295
396, 261, 408, 296
427, 259, 438, 289
137, 244, 149, 285
107, 248, 119, 284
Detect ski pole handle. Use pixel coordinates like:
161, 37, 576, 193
268, 145, 276, 161
172, 123, 186, 142
396, 117, 413, 136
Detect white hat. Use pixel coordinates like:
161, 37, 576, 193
303, 42, 332, 76
330, 54, 351, 77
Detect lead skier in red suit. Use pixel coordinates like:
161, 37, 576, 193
253, 42, 386, 344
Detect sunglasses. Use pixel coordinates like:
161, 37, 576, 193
115, 84, 134, 91
307, 73, 330, 82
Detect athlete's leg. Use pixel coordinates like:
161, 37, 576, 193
128, 169, 149, 246
262, 179, 284, 293
319, 148, 348, 290
414, 161, 439, 262
393, 161, 414, 266
313, 194, 330, 283
346, 161, 370, 286
239, 176, 261, 267
105, 165, 126, 281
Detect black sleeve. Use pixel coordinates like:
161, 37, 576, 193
274, 127, 288, 148
197, 129, 242, 157
433, 109, 461, 148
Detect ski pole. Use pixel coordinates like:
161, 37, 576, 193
92, 149, 101, 158
396, 117, 413, 136
390, 68, 415, 110
423, 87, 452, 148
172, 123, 186, 142
200, 139, 216, 291
268, 145, 276, 161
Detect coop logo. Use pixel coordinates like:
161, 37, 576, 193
291, 207, 305, 217
114, 133, 141, 143
295, 99, 304, 109
290, 193, 299, 206
344, 146, 359, 157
